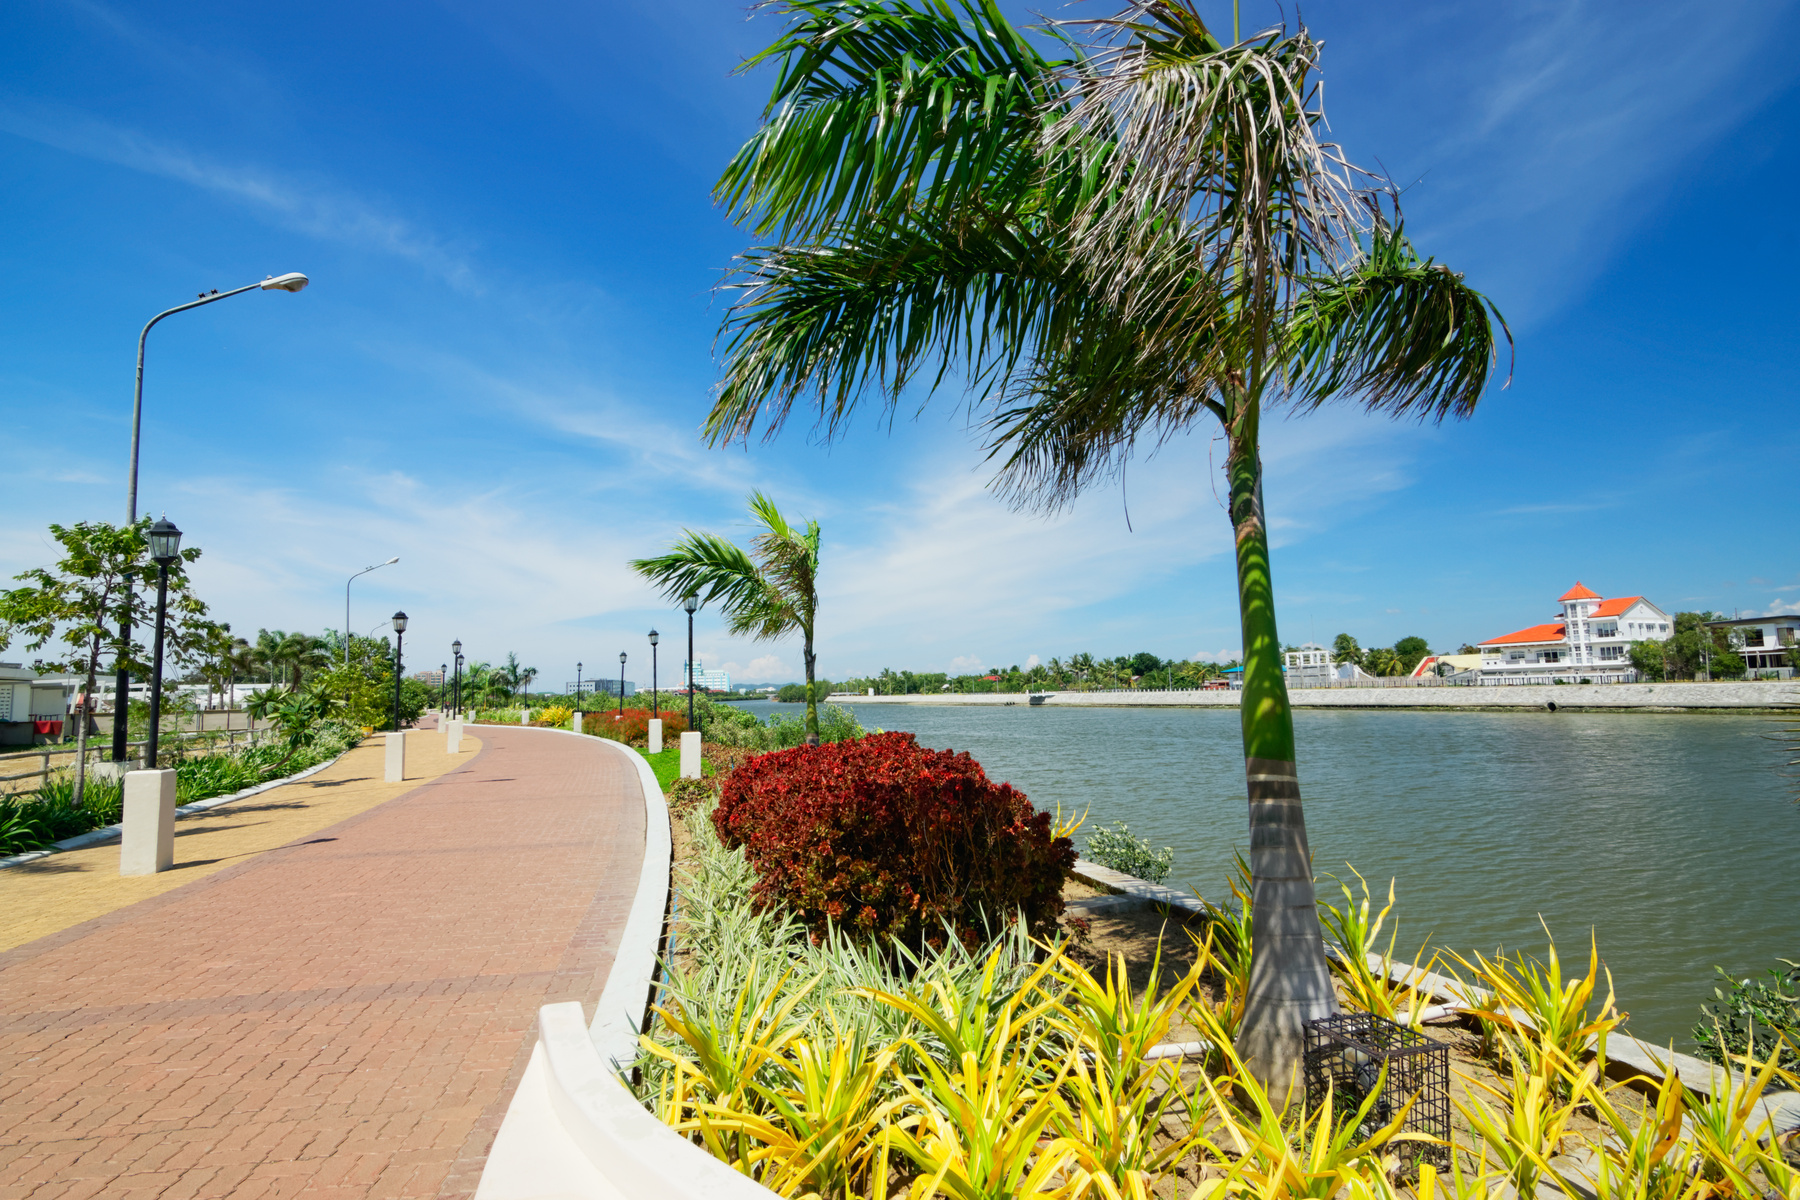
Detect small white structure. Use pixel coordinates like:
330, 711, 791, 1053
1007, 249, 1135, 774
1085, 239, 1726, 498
385, 731, 407, 782
1478, 582, 1669, 684
1282, 644, 1372, 687
679, 731, 701, 779
120, 769, 177, 875
0, 662, 74, 746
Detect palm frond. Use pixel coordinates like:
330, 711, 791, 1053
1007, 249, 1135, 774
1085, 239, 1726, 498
1280, 215, 1513, 422
718, 0, 1068, 242
631, 533, 769, 614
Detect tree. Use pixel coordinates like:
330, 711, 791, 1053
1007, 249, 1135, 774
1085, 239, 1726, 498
1456, 643, 1479, 655
632, 492, 826, 744
1129, 651, 1163, 677
1364, 647, 1404, 677
1393, 636, 1431, 674
706, 0, 1507, 1091
1330, 633, 1363, 667
0, 519, 208, 804
1628, 639, 1667, 681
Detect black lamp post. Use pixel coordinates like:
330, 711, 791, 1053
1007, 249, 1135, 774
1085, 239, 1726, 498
390, 612, 408, 731
440, 663, 447, 712
683, 594, 699, 730
576, 661, 583, 701
648, 629, 659, 717
451, 640, 462, 718
617, 652, 626, 716
143, 516, 182, 768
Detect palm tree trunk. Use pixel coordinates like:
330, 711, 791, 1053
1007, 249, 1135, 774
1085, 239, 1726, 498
1226, 402, 1337, 1101
803, 631, 819, 746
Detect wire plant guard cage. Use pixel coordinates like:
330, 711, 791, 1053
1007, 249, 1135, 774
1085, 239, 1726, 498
1303, 1012, 1451, 1171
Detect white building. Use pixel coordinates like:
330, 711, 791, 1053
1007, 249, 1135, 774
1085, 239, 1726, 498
1282, 643, 1373, 686
1705, 615, 1799, 677
1478, 582, 1670, 684
0, 662, 73, 746
682, 660, 731, 692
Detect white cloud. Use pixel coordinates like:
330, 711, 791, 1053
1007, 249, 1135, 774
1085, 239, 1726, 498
0, 104, 477, 289
1752, 602, 1800, 617
1025, 654, 1040, 668
1190, 647, 1240, 663
948, 654, 986, 673
731, 654, 791, 682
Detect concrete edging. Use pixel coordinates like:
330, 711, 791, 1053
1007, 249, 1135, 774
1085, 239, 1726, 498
0, 742, 359, 870
474, 726, 779, 1200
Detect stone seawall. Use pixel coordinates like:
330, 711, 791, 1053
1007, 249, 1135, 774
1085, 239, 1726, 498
829, 680, 1799, 711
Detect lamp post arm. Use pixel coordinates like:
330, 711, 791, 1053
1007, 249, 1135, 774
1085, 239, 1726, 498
128, 283, 261, 523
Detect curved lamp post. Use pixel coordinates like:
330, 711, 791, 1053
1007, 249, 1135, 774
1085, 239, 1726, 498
617, 652, 626, 716
143, 516, 182, 767
682, 594, 700, 730
345, 557, 400, 667
648, 629, 659, 718
390, 612, 408, 731
114, 272, 309, 763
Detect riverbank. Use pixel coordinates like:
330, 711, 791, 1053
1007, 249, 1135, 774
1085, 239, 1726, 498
829, 679, 1799, 710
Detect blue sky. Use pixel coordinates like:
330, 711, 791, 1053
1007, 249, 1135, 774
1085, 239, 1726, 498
2, 0, 1796, 686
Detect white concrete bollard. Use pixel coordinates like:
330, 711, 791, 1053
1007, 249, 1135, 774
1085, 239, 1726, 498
385, 730, 406, 782
519, 709, 530, 725
446, 719, 462, 754
648, 718, 663, 754
120, 768, 177, 875
570, 709, 582, 734
680, 731, 701, 779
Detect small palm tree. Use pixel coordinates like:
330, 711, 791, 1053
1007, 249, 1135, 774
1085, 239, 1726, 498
631, 492, 825, 744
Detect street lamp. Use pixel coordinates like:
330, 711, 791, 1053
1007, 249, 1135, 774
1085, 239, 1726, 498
390, 612, 408, 732
576, 661, 583, 700
649, 629, 660, 717
113, 271, 310, 763
144, 516, 182, 767
452, 639, 463, 719
618, 652, 627, 716
345, 558, 400, 667
683, 594, 700, 730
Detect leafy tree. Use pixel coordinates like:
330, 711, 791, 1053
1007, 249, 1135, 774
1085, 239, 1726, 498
707, 0, 1506, 1090
1330, 633, 1363, 667
1456, 643, 1479, 655
633, 492, 826, 744
1129, 651, 1163, 677
1363, 647, 1404, 677
1393, 636, 1431, 674
1629, 639, 1667, 681
247, 684, 339, 768
0, 519, 209, 805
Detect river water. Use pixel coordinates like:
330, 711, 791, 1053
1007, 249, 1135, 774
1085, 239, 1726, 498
731, 699, 1798, 1048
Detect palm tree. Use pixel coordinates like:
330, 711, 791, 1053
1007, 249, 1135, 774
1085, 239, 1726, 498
631, 492, 825, 744
704, 0, 1507, 1091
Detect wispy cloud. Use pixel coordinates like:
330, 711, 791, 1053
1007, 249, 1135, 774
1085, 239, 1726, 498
0, 103, 477, 288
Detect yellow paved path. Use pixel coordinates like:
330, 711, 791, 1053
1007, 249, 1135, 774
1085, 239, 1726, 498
0, 726, 481, 953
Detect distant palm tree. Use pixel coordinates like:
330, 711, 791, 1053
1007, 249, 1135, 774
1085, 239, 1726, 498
632, 492, 824, 744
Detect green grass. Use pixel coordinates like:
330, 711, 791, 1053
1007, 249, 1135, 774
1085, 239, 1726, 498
637, 745, 714, 791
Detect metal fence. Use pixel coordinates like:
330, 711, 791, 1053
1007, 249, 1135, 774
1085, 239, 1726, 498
0, 724, 276, 796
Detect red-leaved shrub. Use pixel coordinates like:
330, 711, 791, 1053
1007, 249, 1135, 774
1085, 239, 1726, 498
579, 708, 688, 745
711, 731, 1074, 948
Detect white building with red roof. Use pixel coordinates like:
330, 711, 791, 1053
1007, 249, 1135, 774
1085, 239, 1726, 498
1476, 583, 1671, 684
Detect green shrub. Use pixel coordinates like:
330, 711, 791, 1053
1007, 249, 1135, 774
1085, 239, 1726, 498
1082, 821, 1174, 884
1692, 958, 1800, 1081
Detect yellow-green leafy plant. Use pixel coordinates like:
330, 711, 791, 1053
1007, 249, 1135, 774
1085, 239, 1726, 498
1317, 867, 1437, 1027
1449, 926, 1625, 1087
1454, 1037, 1594, 1200
1045, 947, 1205, 1197
858, 947, 1076, 1200
1681, 1040, 1793, 1198
1584, 1064, 1702, 1200
534, 704, 573, 727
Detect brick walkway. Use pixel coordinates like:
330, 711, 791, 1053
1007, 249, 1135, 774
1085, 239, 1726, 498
0, 726, 647, 1200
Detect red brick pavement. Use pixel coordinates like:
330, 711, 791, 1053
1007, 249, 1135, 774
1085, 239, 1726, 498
0, 727, 647, 1200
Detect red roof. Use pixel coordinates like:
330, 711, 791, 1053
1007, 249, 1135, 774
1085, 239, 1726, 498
1559, 582, 1601, 601
1479, 622, 1566, 647
1590, 596, 1642, 618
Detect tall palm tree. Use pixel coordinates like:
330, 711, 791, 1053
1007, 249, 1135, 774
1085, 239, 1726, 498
631, 492, 825, 744
704, 0, 1507, 1091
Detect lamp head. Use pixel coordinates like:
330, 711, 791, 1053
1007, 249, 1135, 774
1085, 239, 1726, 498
261, 272, 309, 292
682, 593, 700, 615
391, 611, 408, 633
619, 652, 627, 665
451, 639, 462, 655
577, 661, 583, 671
385, 556, 399, 565
648, 629, 659, 646
147, 515, 183, 564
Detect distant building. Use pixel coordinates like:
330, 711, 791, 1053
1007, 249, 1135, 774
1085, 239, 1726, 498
1478, 582, 1669, 684
682, 660, 731, 692
1705, 615, 1799, 677
411, 670, 444, 687
570, 678, 636, 698
0, 662, 72, 745
1283, 643, 1373, 686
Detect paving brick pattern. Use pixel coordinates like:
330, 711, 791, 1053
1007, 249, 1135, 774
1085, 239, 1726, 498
0, 727, 646, 1200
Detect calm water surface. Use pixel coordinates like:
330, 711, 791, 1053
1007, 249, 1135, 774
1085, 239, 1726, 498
733, 700, 1798, 1048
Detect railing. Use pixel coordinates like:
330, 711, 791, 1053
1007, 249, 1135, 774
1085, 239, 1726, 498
0, 724, 275, 794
